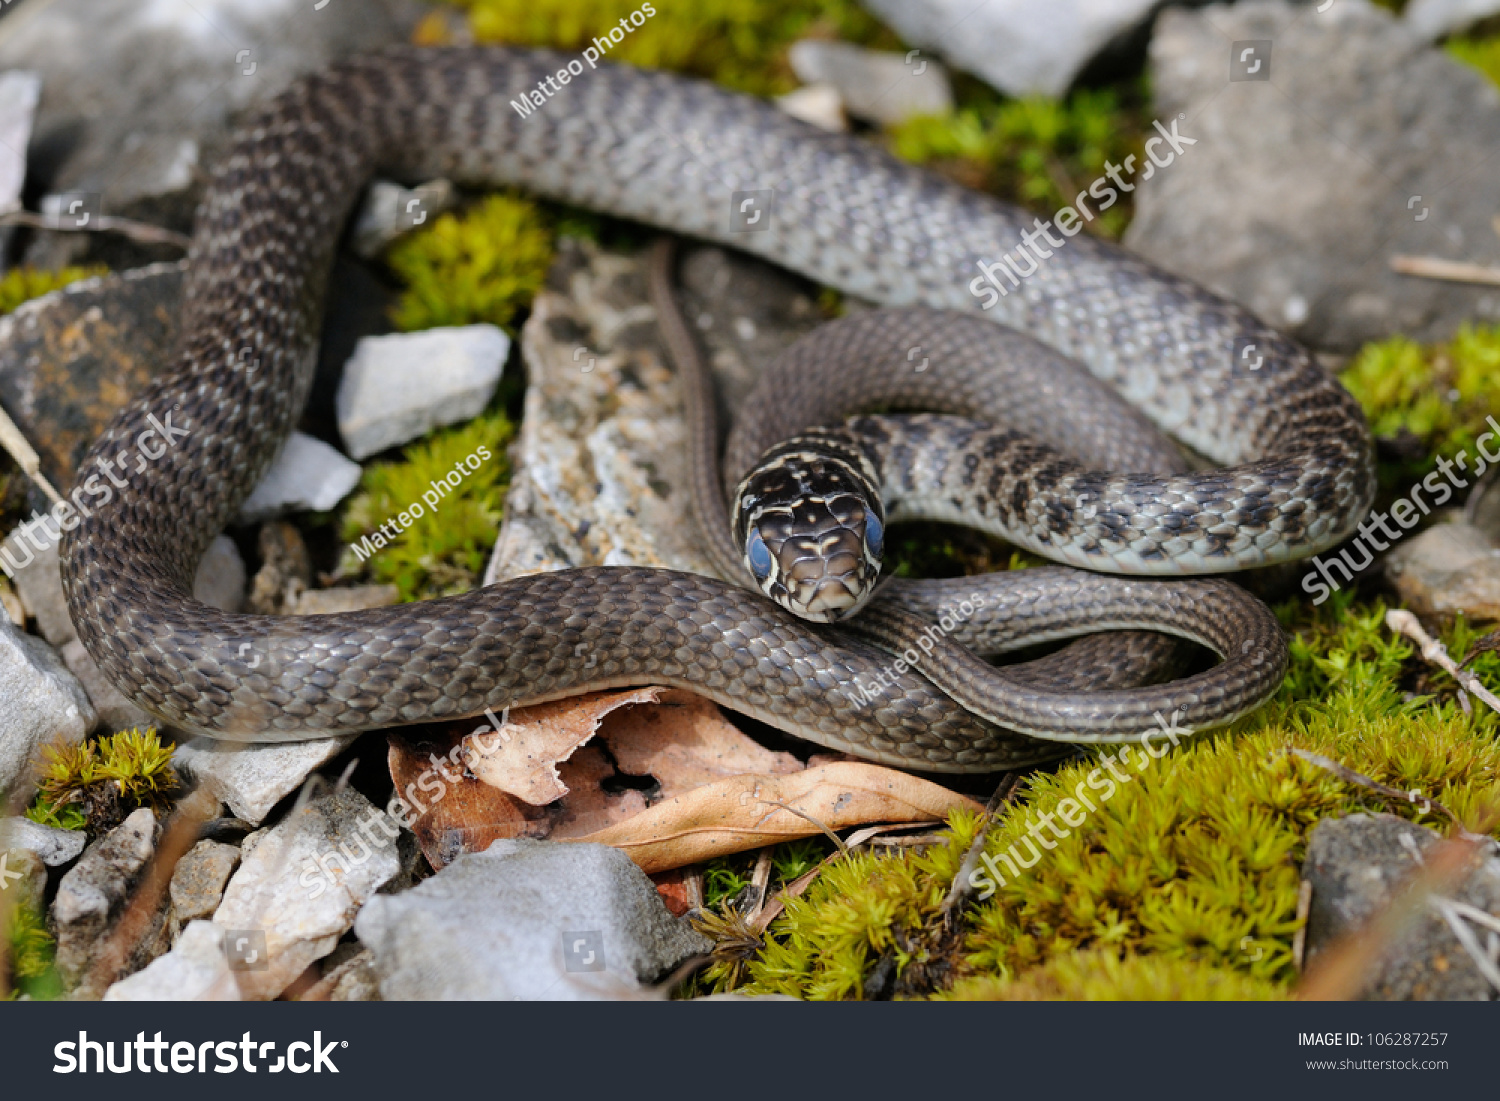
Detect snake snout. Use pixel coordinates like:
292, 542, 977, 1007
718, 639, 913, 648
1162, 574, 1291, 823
753, 495, 883, 623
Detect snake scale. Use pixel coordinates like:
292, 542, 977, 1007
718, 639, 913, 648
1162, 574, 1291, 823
59, 47, 1375, 771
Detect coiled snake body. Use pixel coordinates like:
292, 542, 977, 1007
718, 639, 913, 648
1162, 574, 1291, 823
59, 48, 1374, 771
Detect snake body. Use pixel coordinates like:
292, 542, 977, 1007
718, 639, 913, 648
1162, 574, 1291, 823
59, 48, 1374, 770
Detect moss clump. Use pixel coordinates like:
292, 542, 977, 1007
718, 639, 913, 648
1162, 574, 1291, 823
1340, 324, 1500, 480
0, 265, 108, 315
5, 895, 63, 1000
386, 195, 554, 334
26, 727, 177, 835
1447, 34, 1500, 87
440, 0, 894, 96
944, 949, 1285, 1001
887, 88, 1146, 239
732, 590, 1500, 999
340, 410, 514, 601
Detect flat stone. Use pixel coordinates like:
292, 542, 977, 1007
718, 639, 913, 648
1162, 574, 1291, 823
1126, 0, 1500, 349
354, 839, 711, 1000
170, 839, 241, 929
484, 238, 822, 584
0, 845, 45, 912
861, 0, 1161, 97
103, 919, 238, 1001
52, 807, 161, 993
352, 178, 456, 260
0, 263, 185, 494
1302, 813, 1500, 1000
336, 325, 510, 460
775, 84, 848, 132
0, 617, 95, 799
3, 530, 72, 646
325, 948, 382, 1002
214, 789, 401, 1000
1384, 519, 1500, 622
237, 431, 362, 523
1405, 0, 1500, 39
173, 735, 358, 826
293, 585, 400, 616
0, 815, 87, 866
787, 39, 952, 126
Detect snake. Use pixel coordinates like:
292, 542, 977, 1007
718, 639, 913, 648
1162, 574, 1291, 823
58, 47, 1375, 772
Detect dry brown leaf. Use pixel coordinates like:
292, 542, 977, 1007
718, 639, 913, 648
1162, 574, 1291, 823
576, 762, 981, 874
462, 688, 663, 805
599, 688, 801, 797
548, 747, 649, 838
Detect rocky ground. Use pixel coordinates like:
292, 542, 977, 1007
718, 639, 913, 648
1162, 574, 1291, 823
1, 0, 1499, 1003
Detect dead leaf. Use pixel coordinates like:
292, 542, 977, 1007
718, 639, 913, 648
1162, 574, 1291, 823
575, 762, 980, 874
463, 688, 664, 805
598, 689, 801, 797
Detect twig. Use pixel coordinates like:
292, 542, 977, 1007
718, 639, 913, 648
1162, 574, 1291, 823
0, 403, 64, 507
1291, 747, 1482, 840
1431, 896, 1500, 994
1389, 254, 1500, 286
758, 798, 848, 857
1292, 879, 1313, 973
939, 772, 1021, 929
0, 210, 192, 250
1386, 608, 1500, 716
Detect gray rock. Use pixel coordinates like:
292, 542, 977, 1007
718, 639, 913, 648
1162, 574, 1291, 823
485, 238, 822, 584
237, 431, 362, 524
0, 814, 87, 865
0, 0, 426, 240
103, 919, 239, 1001
52, 807, 160, 991
354, 839, 711, 1000
4, 531, 71, 646
293, 585, 400, 616
1303, 813, 1500, 999
0, 617, 96, 799
1384, 518, 1500, 622
351, 178, 456, 260
0, 68, 40, 261
61, 639, 156, 736
173, 734, 358, 826
214, 789, 401, 999
1126, 0, 1500, 349
1405, 0, 1500, 39
787, 39, 952, 126
336, 325, 510, 460
325, 947, 382, 1001
861, 0, 1161, 97
194, 534, 246, 615
170, 839, 241, 929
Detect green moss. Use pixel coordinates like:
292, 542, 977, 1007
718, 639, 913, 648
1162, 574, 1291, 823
5, 895, 62, 1000
731, 591, 1500, 999
1447, 35, 1500, 86
27, 727, 177, 834
340, 410, 514, 601
944, 949, 1285, 1000
442, 0, 894, 96
0, 266, 108, 315
887, 87, 1146, 238
1340, 324, 1500, 484
386, 195, 554, 334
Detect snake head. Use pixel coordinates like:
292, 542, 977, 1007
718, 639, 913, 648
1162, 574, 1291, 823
733, 431, 885, 623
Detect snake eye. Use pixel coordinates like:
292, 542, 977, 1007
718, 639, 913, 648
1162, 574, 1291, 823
746, 529, 773, 579
864, 513, 884, 558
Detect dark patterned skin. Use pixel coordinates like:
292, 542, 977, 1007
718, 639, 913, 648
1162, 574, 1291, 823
59, 48, 1360, 769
